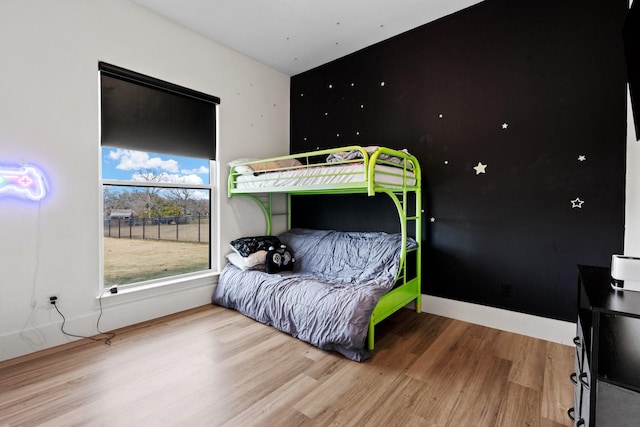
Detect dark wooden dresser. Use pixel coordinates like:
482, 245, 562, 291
570, 265, 640, 426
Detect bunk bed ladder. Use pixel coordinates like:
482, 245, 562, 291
367, 186, 422, 350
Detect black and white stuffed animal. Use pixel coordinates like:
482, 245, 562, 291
265, 245, 295, 274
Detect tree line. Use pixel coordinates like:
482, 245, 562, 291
103, 185, 209, 219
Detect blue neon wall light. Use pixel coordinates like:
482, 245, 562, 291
0, 164, 48, 201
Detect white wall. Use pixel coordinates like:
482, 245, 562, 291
625, 0, 638, 253
0, 0, 290, 362
625, 86, 640, 255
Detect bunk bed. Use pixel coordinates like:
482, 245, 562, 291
214, 145, 422, 360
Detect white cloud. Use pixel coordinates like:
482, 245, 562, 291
181, 166, 209, 175
131, 172, 168, 183
189, 190, 209, 200
167, 173, 204, 185
131, 172, 204, 185
109, 149, 179, 173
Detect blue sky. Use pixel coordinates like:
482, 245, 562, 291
101, 148, 210, 185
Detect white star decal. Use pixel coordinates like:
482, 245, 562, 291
473, 162, 487, 175
571, 198, 584, 208
502, 123, 508, 129
578, 155, 586, 162
430, 217, 436, 223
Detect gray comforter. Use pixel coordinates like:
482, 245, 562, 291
212, 228, 416, 361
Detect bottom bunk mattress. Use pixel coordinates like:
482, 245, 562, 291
212, 228, 416, 361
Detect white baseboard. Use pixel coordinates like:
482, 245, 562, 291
421, 294, 577, 346
0, 280, 216, 363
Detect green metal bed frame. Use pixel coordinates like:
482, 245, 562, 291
227, 146, 422, 350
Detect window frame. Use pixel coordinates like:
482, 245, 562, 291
99, 153, 218, 291
97, 62, 220, 293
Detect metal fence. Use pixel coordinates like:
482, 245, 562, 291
103, 215, 210, 243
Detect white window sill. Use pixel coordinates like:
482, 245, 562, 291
97, 271, 219, 306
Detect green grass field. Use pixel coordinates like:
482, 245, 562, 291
103, 237, 209, 286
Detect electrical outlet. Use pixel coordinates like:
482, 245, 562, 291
47, 294, 59, 308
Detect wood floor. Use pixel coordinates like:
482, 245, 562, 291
0, 305, 574, 427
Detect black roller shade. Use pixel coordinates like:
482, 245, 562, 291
99, 62, 219, 159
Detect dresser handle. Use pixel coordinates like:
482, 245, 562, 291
573, 336, 581, 347
567, 408, 585, 426
579, 372, 590, 389
570, 372, 578, 385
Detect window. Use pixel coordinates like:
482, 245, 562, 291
99, 63, 219, 288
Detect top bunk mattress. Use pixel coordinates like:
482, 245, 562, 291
233, 163, 416, 191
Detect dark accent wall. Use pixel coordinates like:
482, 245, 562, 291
290, 0, 628, 322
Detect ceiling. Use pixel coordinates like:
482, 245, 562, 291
132, 0, 483, 76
